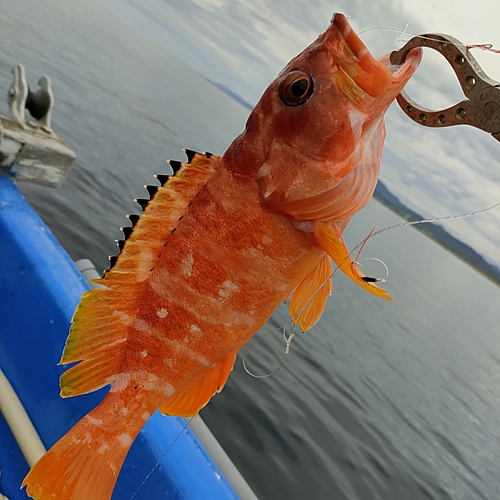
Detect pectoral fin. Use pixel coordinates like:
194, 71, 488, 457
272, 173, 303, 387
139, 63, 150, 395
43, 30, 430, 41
289, 255, 332, 331
159, 351, 238, 417
313, 222, 392, 301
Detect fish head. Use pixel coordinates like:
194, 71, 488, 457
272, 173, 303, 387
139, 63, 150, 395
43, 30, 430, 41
226, 13, 422, 222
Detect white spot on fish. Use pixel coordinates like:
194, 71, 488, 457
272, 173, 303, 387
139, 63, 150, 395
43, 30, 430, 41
134, 319, 151, 333
164, 383, 175, 397
218, 280, 239, 298
109, 462, 117, 473
168, 340, 210, 366
246, 248, 260, 258
109, 373, 130, 393
141, 372, 159, 391
98, 442, 110, 454
262, 234, 272, 245
156, 308, 168, 319
190, 324, 203, 338
348, 109, 365, 140
113, 310, 134, 326
121, 408, 129, 416
142, 411, 151, 421
140, 349, 148, 358
136, 248, 154, 282
87, 416, 103, 426
118, 433, 133, 447
225, 313, 256, 329
164, 357, 173, 367
182, 250, 194, 277
83, 432, 92, 444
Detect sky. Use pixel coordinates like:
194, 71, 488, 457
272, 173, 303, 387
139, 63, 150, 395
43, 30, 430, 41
98, 0, 500, 269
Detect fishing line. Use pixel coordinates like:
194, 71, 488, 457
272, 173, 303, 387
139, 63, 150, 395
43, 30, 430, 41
355, 257, 389, 282
129, 417, 194, 500
352, 200, 500, 255
242, 321, 299, 378
358, 25, 500, 53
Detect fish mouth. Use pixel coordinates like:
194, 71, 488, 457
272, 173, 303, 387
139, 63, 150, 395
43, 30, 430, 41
329, 13, 422, 99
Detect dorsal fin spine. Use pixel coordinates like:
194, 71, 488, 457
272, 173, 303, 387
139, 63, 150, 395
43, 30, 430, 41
168, 160, 182, 173
127, 214, 139, 226
154, 174, 169, 186
121, 226, 133, 240
183, 149, 196, 162
135, 198, 149, 211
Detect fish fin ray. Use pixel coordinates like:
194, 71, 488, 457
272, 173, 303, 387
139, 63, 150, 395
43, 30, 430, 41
22, 391, 152, 500
289, 255, 332, 331
159, 351, 237, 417
59, 289, 132, 397
314, 222, 392, 301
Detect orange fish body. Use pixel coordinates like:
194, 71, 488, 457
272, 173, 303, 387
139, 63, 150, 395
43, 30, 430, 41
23, 13, 421, 500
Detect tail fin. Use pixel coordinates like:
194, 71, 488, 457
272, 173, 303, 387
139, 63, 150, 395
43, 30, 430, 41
22, 390, 153, 500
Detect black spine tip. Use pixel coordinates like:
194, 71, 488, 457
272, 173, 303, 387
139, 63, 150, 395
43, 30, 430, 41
127, 214, 140, 226
169, 160, 182, 174
135, 198, 149, 211
146, 185, 158, 197
361, 276, 381, 283
108, 255, 118, 268
155, 174, 170, 186
121, 226, 133, 239
205, 151, 213, 158
116, 239, 125, 251
184, 149, 196, 163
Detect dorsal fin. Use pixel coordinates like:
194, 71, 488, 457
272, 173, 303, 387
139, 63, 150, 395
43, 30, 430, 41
105, 150, 218, 276
289, 254, 332, 331
60, 150, 219, 397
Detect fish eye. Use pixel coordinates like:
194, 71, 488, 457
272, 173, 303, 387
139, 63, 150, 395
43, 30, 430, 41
279, 70, 314, 107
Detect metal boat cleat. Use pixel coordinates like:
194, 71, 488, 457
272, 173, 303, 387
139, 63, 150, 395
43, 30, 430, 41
8, 64, 54, 134
8, 64, 29, 129
1, 64, 76, 188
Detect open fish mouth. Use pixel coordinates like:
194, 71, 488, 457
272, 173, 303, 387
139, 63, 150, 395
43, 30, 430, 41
329, 13, 422, 98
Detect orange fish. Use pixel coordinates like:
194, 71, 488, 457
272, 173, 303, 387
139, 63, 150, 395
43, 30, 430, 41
23, 13, 421, 500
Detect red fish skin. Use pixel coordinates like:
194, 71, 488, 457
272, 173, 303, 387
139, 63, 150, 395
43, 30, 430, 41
117, 164, 327, 389
23, 13, 422, 500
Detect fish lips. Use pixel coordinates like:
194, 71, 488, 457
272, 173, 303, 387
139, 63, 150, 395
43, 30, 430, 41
327, 13, 422, 101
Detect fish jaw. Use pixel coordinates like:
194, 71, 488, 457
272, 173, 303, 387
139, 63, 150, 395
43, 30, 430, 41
330, 13, 422, 105
328, 13, 394, 99
249, 13, 421, 222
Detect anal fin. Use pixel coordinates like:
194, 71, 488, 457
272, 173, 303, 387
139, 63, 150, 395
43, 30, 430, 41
159, 351, 238, 417
289, 255, 332, 331
314, 222, 392, 301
